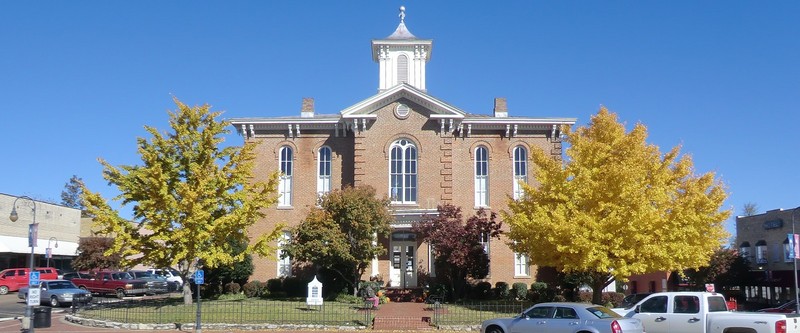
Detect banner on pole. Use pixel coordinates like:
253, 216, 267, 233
794, 234, 799, 258
789, 234, 796, 259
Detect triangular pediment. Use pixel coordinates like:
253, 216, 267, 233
340, 83, 465, 120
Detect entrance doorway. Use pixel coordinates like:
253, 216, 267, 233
389, 231, 416, 288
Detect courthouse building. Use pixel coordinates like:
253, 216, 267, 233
231, 9, 576, 288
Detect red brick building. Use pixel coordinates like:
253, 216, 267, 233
230, 8, 575, 289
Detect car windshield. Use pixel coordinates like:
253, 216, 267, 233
48, 281, 77, 289
113, 273, 133, 280
586, 306, 621, 319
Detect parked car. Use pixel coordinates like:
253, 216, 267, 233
0, 267, 59, 295
18, 280, 92, 307
128, 270, 172, 294
616, 292, 800, 333
481, 302, 644, 333
62, 271, 92, 281
620, 293, 652, 309
70, 271, 148, 299
758, 299, 797, 313
147, 268, 183, 286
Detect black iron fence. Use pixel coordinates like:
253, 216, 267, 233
429, 301, 531, 328
71, 297, 373, 327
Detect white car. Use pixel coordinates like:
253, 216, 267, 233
481, 302, 644, 333
147, 268, 183, 286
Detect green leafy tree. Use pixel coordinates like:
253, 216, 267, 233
201, 239, 254, 298
81, 98, 281, 305
412, 204, 503, 300
682, 247, 738, 290
61, 175, 90, 217
504, 107, 730, 304
282, 185, 392, 296
71, 237, 121, 271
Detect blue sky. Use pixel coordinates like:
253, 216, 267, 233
1, 1, 798, 239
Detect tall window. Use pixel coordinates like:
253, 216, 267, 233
755, 240, 767, 265
390, 139, 417, 204
277, 231, 292, 277
514, 252, 529, 277
397, 54, 408, 83
474, 146, 489, 207
278, 146, 293, 207
317, 147, 331, 198
513, 146, 527, 200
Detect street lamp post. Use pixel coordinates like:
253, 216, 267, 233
9, 195, 37, 333
46, 237, 58, 268
793, 207, 800, 314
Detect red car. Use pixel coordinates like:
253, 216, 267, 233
758, 300, 797, 313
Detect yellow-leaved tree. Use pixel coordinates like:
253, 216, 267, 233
504, 107, 730, 304
82, 98, 281, 305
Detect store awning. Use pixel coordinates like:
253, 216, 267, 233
0, 235, 78, 256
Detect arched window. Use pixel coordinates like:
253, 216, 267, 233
397, 54, 409, 84
317, 147, 332, 198
278, 146, 293, 207
474, 146, 489, 207
739, 241, 751, 258
755, 240, 767, 265
513, 146, 527, 200
389, 139, 417, 204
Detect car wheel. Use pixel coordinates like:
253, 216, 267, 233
486, 325, 504, 333
50, 296, 60, 307
116, 289, 125, 299
79, 286, 88, 291
0, 286, 8, 295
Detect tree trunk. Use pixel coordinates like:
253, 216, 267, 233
183, 282, 193, 305
590, 272, 613, 305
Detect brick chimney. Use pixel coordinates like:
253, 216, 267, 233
493, 97, 507, 118
301, 97, 315, 118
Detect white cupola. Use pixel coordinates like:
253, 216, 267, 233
371, 6, 433, 92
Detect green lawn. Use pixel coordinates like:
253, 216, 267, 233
78, 298, 373, 327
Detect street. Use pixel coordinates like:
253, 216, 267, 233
0, 293, 25, 319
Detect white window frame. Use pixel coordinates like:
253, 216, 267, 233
513, 146, 527, 200
277, 231, 292, 277
317, 146, 332, 198
514, 252, 530, 277
397, 54, 409, 83
389, 139, 417, 204
278, 146, 293, 207
474, 146, 489, 207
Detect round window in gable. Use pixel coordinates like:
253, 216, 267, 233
395, 104, 410, 119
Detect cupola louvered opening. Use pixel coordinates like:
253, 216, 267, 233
397, 54, 409, 83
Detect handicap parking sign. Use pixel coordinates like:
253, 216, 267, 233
29, 271, 40, 286
194, 270, 204, 285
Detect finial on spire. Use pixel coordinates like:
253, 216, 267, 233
399, 6, 406, 23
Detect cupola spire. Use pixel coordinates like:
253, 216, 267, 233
371, 6, 433, 92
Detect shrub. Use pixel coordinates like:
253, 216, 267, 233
283, 276, 306, 297
472, 281, 493, 300
494, 282, 510, 300
529, 282, 555, 303
266, 278, 283, 293
224, 282, 241, 294
512, 282, 528, 300
578, 291, 626, 306
335, 292, 362, 304
243, 280, 265, 298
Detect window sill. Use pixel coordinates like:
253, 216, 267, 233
277, 206, 294, 210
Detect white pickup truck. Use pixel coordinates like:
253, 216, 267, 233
614, 292, 800, 333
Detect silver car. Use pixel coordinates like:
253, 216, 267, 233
18, 280, 93, 307
481, 302, 644, 333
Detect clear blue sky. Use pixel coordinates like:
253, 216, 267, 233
2, 2, 798, 240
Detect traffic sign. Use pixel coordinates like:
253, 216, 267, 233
194, 270, 204, 285
27, 287, 41, 306
29, 271, 40, 286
